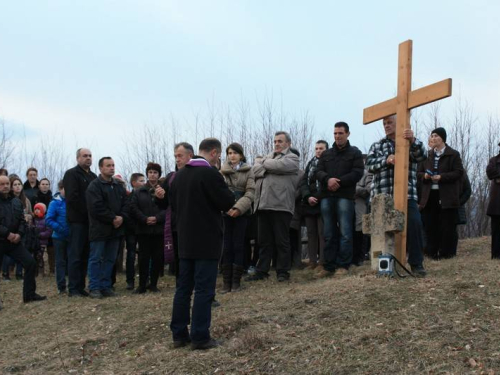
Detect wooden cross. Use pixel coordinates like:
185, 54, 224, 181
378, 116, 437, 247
363, 40, 452, 265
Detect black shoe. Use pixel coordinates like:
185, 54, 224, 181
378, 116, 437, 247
149, 286, 161, 293
133, 287, 147, 294
24, 293, 47, 303
58, 289, 67, 295
2, 274, 11, 282
101, 289, 117, 297
245, 272, 268, 282
277, 273, 290, 282
79, 290, 90, 297
68, 291, 85, 298
411, 265, 427, 278
89, 290, 103, 299
15, 274, 23, 281
126, 282, 135, 290
173, 339, 191, 348
191, 338, 220, 350
211, 299, 221, 308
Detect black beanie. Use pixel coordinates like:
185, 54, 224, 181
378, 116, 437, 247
431, 127, 447, 143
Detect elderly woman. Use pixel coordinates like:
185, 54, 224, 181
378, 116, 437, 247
418, 127, 464, 259
220, 143, 255, 293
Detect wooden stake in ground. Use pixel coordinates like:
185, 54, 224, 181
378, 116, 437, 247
363, 40, 452, 265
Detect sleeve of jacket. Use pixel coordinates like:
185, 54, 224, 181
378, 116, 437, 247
409, 138, 427, 163
315, 152, 329, 184
233, 170, 255, 215
262, 152, 299, 175
486, 155, 500, 180
119, 187, 130, 223
155, 177, 170, 209
366, 142, 390, 174
45, 201, 64, 234
460, 172, 472, 205
38, 220, 52, 240
86, 182, 116, 224
439, 151, 464, 183
63, 169, 86, 218
300, 162, 313, 200
130, 191, 148, 224
339, 149, 364, 187
204, 169, 236, 213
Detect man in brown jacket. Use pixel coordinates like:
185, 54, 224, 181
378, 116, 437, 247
487, 142, 500, 259
247, 131, 300, 282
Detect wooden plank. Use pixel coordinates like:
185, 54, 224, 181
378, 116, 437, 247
363, 97, 397, 125
408, 79, 452, 109
393, 39, 412, 265
363, 78, 451, 125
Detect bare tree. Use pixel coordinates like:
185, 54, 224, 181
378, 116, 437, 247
0, 119, 15, 170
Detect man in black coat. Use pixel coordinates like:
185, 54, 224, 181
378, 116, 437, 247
169, 138, 234, 350
63, 148, 97, 297
0, 176, 46, 304
315, 122, 364, 276
86, 157, 128, 299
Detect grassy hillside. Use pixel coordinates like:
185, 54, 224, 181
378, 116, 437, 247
1, 237, 499, 374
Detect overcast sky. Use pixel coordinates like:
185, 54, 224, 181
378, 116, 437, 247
1, 0, 499, 169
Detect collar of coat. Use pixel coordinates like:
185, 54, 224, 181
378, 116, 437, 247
187, 158, 212, 168
220, 160, 251, 174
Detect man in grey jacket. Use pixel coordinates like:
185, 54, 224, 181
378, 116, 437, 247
247, 131, 300, 282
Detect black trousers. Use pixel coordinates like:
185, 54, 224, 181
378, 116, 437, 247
137, 234, 164, 288
491, 216, 500, 259
256, 210, 293, 276
0, 242, 37, 301
423, 190, 459, 259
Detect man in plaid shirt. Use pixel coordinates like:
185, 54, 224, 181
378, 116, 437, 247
366, 115, 427, 277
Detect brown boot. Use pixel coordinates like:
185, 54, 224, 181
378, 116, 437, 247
231, 264, 244, 292
220, 264, 232, 294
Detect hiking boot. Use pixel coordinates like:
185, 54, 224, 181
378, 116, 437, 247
314, 268, 335, 279
101, 289, 117, 297
191, 338, 220, 350
89, 290, 103, 299
411, 265, 427, 278
173, 339, 191, 348
212, 299, 221, 308
24, 293, 47, 303
232, 264, 245, 291
245, 272, 268, 282
277, 273, 290, 282
220, 264, 232, 294
79, 290, 90, 297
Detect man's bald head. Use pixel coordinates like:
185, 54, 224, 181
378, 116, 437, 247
76, 148, 93, 171
0, 175, 11, 195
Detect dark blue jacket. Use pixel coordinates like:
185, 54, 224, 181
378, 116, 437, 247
46, 192, 70, 240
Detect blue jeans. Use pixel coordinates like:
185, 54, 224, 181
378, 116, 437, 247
67, 223, 90, 293
53, 239, 68, 291
321, 197, 354, 271
170, 259, 218, 344
88, 238, 120, 291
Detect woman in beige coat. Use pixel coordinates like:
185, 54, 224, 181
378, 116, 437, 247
220, 143, 255, 293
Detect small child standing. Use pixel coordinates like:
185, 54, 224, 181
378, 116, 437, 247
45, 181, 70, 294
33, 203, 53, 276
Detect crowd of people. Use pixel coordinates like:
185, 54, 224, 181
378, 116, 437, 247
1, 115, 500, 350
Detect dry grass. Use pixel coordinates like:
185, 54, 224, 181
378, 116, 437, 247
1, 237, 500, 374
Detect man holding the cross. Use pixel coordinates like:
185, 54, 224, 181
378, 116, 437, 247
366, 115, 427, 277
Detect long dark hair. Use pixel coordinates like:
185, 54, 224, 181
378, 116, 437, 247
10, 176, 28, 209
